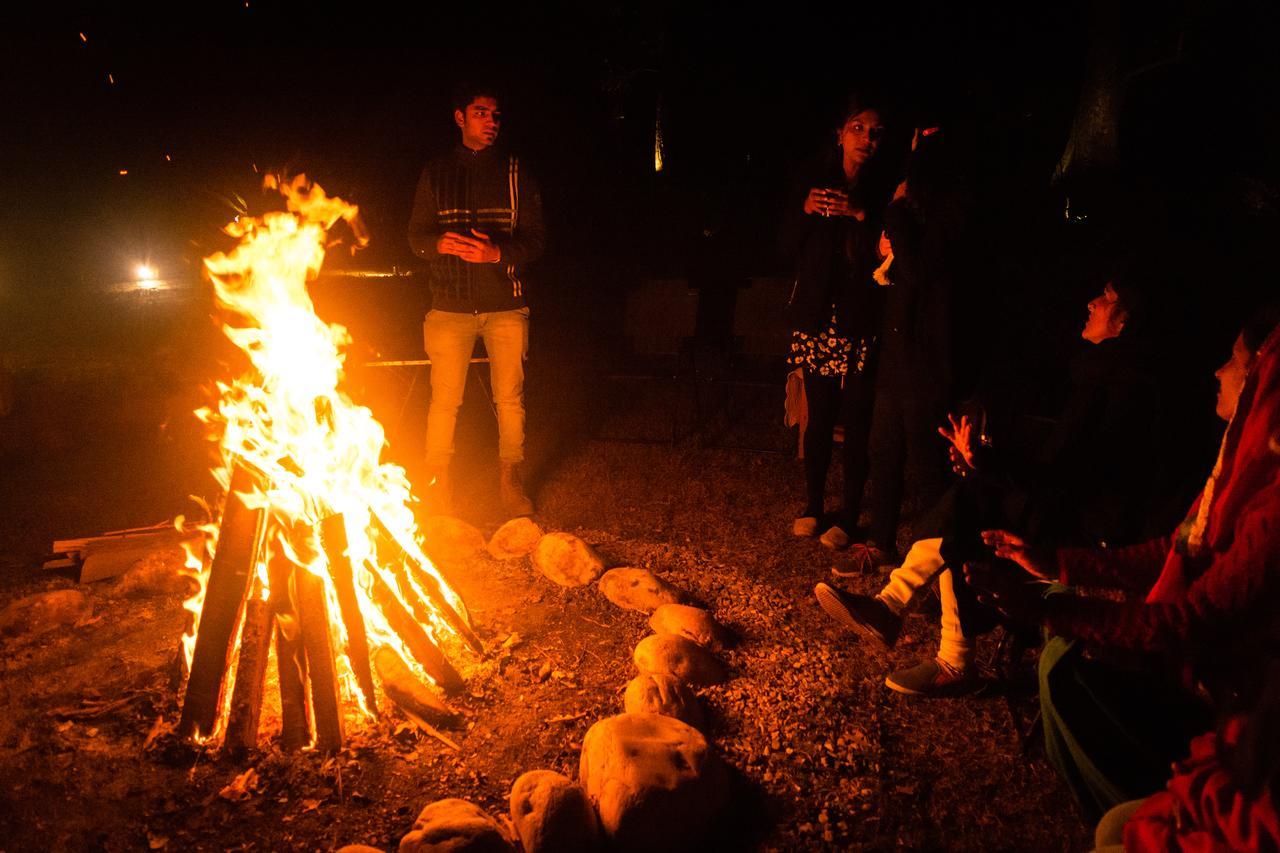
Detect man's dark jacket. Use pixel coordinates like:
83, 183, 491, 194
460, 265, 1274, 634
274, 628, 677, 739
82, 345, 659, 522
408, 144, 545, 313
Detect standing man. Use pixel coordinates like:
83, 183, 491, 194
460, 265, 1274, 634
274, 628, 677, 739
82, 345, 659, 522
409, 83, 545, 517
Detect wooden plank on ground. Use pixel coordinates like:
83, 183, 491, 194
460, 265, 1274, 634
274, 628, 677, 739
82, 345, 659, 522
78, 529, 193, 584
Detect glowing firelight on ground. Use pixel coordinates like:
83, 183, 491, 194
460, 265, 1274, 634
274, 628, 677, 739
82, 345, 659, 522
178, 174, 471, 743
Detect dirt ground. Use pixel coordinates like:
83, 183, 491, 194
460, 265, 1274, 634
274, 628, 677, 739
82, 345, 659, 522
0, 284, 1090, 852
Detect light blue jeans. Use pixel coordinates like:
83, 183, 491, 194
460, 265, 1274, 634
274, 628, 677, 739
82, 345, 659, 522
423, 307, 529, 467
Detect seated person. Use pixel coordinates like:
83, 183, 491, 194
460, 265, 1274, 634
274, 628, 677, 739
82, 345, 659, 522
815, 275, 1170, 695
970, 305, 1280, 821
1091, 653, 1280, 852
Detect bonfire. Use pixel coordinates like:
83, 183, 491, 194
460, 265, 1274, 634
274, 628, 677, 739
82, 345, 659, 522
176, 175, 479, 752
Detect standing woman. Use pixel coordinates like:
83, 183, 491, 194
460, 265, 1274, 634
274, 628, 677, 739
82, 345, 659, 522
781, 94, 892, 548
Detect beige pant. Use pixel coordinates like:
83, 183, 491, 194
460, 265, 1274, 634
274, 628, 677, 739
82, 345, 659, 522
875, 538, 973, 670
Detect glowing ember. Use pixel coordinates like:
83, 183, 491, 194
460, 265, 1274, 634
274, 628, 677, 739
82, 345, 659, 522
179, 174, 475, 747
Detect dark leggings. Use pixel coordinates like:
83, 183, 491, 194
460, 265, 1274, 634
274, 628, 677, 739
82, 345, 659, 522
802, 366, 877, 527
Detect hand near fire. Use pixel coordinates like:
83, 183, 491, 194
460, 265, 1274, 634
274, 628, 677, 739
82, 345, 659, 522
980, 530, 1057, 580
938, 413, 977, 472
436, 229, 502, 263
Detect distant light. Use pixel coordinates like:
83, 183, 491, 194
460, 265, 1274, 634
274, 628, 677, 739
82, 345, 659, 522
134, 264, 162, 290
107, 73, 115, 85
118, 169, 128, 176
79, 32, 88, 43
165, 154, 172, 162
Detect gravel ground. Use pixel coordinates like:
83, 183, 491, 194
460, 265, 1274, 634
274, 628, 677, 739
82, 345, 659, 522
0, 287, 1089, 851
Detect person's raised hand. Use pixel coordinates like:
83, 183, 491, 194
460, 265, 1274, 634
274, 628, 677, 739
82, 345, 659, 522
980, 529, 1057, 580
938, 413, 976, 470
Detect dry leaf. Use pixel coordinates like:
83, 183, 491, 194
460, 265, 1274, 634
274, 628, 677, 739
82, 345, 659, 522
143, 716, 175, 752
301, 799, 322, 812
218, 768, 259, 802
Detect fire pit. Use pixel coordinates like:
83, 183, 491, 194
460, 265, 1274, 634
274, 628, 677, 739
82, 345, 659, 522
177, 175, 479, 752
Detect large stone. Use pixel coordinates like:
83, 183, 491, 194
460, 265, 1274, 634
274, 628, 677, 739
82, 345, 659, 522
0, 589, 91, 637
399, 799, 514, 853
422, 517, 487, 565
633, 634, 726, 685
579, 713, 727, 852
487, 517, 544, 560
508, 770, 601, 853
531, 533, 604, 587
648, 604, 731, 651
623, 673, 705, 730
597, 568, 687, 613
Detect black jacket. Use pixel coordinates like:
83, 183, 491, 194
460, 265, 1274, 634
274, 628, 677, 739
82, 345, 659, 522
778, 157, 886, 340
408, 145, 545, 313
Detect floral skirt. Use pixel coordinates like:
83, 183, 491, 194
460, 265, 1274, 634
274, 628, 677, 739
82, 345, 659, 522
788, 314, 871, 378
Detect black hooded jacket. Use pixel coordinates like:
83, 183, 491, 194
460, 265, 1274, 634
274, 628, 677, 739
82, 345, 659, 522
778, 156, 887, 341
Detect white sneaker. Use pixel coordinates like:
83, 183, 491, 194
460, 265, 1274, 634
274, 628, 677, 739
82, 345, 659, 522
792, 516, 820, 537
819, 525, 851, 550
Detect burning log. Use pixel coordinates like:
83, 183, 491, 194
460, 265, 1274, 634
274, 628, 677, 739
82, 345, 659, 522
275, 618, 311, 751
178, 464, 266, 742
373, 646, 462, 729
367, 568, 464, 694
372, 513, 483, 654
178, 178, 480, 756
224, 594, 273, 753
266, 545, 310, 750
295, 565, 344, 752
318, 514, 378, 714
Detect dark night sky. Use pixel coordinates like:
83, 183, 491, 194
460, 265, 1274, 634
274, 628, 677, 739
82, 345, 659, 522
2, 2, 1278, 301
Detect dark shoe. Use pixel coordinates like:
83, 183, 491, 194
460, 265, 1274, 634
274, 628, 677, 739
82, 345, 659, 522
499, 461, 535, 517
832, 542, 896, 576
813, 583, 902, 649
885, 658, 978, 696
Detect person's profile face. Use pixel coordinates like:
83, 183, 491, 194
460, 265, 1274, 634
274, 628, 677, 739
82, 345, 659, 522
455, 96, 501, 150
1215, 333, 1253, 421
838, 109, 885, 166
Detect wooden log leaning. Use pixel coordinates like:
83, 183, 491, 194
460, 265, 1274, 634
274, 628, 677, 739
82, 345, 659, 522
275, 617, 311, 751
178, 464, 266, 742
295, 566, 344, 753
367, 568, 464, 695
318, 514, 378, 715
224, 595, 272, 753
267, 547, 310, 751
371, 513, 483, 655
373, 646, 462, 729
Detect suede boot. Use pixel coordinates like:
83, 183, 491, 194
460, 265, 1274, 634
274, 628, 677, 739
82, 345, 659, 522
499, 461, 534, 517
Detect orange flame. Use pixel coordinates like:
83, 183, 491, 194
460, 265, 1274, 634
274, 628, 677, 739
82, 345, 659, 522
182, 175, 467, 739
